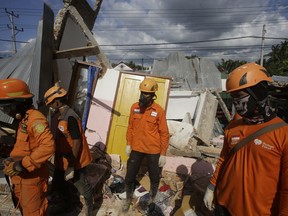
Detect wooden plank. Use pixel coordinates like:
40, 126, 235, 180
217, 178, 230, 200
54, 46, 100, 59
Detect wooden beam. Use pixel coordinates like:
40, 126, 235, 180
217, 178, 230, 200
54, 45, 100, 59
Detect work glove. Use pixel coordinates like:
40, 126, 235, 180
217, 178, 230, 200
183, 209, 197, 216
2, 157, 13, 166
65, 166, 75, 181
203, 187, 215, 211
126, 145, 131, 156
158, 155, 166, 167
3, 160, 24, 176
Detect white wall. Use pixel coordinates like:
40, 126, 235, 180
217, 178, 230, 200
166, 91, 199, 120
85, 69, 120, 147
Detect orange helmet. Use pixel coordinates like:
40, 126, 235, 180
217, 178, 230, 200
0, 78, 33, 100
139, 78, 158, 93
44, 86, 67, 105
226, 62, 272, 93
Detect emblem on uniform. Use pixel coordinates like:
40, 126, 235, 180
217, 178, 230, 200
231, 136, 240, 145
59, 125, 65, 132
254, 139, 262, 145
151, 111, 157, 117
35, 124, 45, 134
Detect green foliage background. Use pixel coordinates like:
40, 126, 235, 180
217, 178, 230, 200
217, 40, 288, 76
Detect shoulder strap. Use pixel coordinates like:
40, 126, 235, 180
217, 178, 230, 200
232, 121, 287, 154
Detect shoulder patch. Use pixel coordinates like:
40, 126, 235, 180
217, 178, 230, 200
231, 136, 240, 145
59, 125, 65, 132
34, 123, 45, 134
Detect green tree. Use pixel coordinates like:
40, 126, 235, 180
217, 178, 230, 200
217, 59, 247, 74
126, 61, 136, 70
264, 40, 288, 76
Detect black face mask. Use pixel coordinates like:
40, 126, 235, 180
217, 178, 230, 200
139, 93, 153, 108
233, 94, 258, 118
0, 102, 28, 119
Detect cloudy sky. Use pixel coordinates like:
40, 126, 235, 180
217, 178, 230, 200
1, 0, 288, 66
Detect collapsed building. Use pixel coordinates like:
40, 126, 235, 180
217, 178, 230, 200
0, 1, 231, 216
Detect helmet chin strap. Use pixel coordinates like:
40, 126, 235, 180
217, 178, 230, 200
246, 88, 260, 103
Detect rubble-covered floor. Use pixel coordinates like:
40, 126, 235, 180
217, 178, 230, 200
0, 156, 217, 216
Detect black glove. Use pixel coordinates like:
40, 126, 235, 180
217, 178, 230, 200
13, 161, 25, 173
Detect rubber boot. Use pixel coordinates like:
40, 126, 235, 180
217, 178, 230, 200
149, 183, 159, 203
148, 183, 159, 213
122, 184, 134, 212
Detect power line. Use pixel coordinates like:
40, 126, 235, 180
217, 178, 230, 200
5, 8, 23, 53
1, 35, 286, 46
99, 36, 288, 47
0, 38, 28, 43
1, 4, 287, 12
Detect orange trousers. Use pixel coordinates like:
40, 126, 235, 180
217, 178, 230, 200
13, 179, 48, 216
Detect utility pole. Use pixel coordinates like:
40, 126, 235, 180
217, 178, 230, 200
260, 24, 266, 66
5, 8, 23, 53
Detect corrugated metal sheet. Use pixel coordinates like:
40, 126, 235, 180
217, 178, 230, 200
0, 40, 36, 124
151, 52, 222, 91
0, 3, 54, 123
0, 40, 35, 81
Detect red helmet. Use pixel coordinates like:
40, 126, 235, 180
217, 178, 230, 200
226, 62, 272, 93
0, 78, 33, 100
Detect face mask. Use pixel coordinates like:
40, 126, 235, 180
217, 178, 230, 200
233, 94, 258, 118
49, 106, 58, 115
48, 100, 61, 114
0, 105, 12, 115
139, 93, 153, 108
0, 104, 18, 117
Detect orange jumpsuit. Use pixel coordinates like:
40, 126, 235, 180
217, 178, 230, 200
10, 108, 55, 216
126, 102, 169, 155
210, 116, 288, 216
54, 106, 92, 171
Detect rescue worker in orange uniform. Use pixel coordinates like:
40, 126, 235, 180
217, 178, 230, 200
123, 78, 170, 212
43, 86, 94, 216
203, 62, 288, 215
0, 78, 55, 216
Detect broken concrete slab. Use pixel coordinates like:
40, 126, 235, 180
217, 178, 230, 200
167, 120, 194, 150
193, 90, 218, 146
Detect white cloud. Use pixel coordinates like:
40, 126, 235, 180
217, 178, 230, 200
93, 0, 288, 65
1, 0, 287, 65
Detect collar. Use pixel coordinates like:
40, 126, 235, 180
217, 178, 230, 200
58, 105, 70, 119
138, 101, 156, 110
